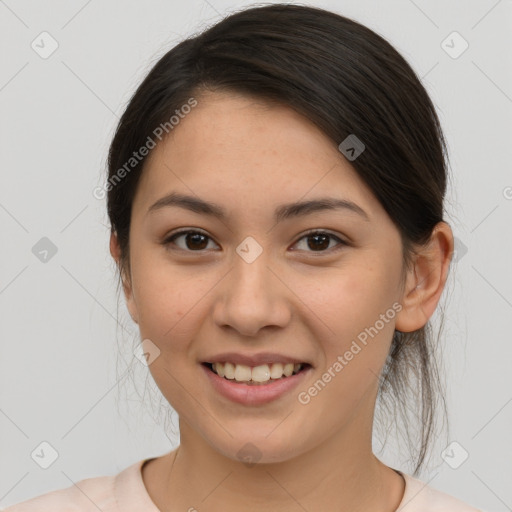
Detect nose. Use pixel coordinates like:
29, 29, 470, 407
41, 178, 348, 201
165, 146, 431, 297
212, 250, 292, 338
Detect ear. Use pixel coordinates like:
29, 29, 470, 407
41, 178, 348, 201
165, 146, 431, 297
109, 231, 139, 324
395, 221, 454, 333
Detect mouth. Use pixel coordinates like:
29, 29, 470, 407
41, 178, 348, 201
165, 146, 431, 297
201, 361, 311, 386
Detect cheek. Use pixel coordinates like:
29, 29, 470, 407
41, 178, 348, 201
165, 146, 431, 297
300, 259, 400, 361
129, 249, 199, 345
129, 262, 208, 407
293, 266, 400, 426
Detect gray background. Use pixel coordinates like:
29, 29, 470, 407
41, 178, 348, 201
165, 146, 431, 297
1, 0, 511, 510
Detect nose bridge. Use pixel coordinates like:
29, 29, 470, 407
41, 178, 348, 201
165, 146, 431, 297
213, 241, 290, 336
233, 248, 273, 300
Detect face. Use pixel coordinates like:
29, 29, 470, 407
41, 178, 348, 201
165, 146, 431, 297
116, 91, 412, 464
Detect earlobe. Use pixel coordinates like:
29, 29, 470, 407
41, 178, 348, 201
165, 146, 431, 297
395, 222, 454, 333
109, 231, 139, 325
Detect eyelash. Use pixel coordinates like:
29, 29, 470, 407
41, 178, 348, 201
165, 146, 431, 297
162, 228, 348, 255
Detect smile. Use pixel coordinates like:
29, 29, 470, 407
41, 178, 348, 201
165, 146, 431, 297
201, 361, 312, 405
205, 361, 307, 385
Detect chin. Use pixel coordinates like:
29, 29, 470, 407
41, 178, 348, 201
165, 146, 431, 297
205, 432, 309, 466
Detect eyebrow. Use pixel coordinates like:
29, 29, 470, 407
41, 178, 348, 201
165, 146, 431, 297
147, 192, 370, 223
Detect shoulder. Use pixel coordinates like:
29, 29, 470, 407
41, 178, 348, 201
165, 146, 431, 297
3, 459, 147, 512
3, 476, 116, 512
398, 472, 482, 512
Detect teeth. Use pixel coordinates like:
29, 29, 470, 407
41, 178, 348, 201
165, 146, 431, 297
270, 363, 285, 379
251, 364, 270, 382
216, 362, 225, 378
234, 364, 251, 382
223, 362, 235, 380
210, 362, 304, 383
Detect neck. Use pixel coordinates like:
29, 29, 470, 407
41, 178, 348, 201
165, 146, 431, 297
144, 416, 405, 512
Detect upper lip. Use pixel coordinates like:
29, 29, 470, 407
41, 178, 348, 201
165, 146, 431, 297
202, 352, 311, 367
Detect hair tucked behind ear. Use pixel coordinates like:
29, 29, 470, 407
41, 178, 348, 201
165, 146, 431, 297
107, 3, 452, 475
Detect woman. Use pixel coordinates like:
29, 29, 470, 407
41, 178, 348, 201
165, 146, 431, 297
7, 4, 481, 511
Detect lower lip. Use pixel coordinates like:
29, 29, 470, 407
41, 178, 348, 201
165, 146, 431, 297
201, 364, 312, 406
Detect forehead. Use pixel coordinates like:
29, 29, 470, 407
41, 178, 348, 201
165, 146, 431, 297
132, 91, 381, 221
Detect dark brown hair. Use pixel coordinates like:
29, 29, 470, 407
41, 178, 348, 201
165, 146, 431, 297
107, 3, 451, 475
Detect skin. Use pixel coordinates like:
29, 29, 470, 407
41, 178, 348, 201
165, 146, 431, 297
110, 90, 454, 512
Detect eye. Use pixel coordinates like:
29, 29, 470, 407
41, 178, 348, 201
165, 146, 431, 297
162, 229, 348, 254
162, 229, 219, 252
291, 230, 347, 254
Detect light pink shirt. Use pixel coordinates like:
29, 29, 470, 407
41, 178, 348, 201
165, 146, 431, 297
4, 459, 482, 511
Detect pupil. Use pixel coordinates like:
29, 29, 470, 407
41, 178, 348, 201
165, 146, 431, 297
308, 233, 329, 251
